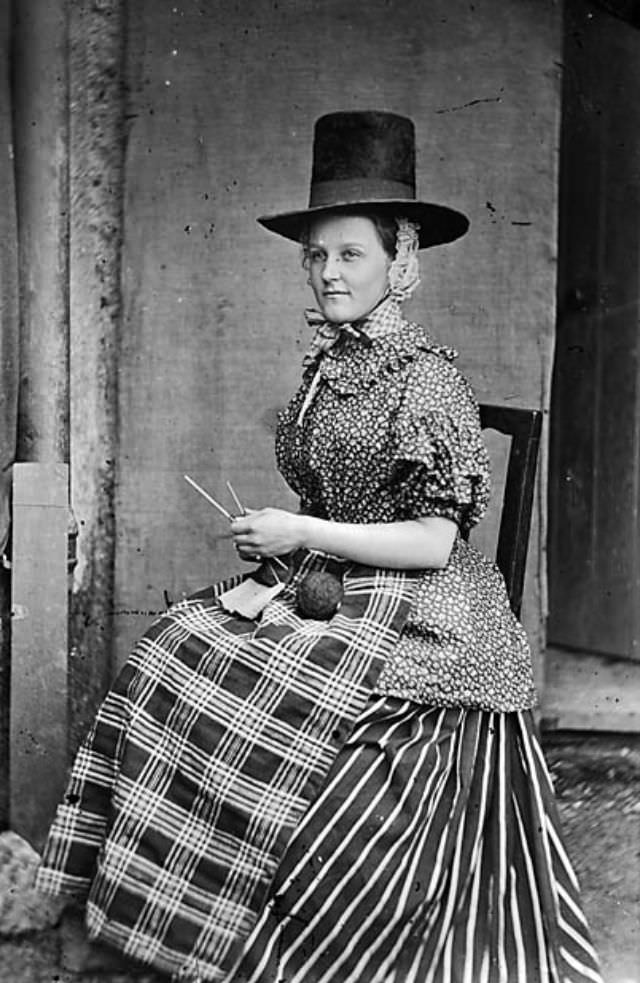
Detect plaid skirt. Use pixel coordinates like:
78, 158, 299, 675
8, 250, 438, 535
36, 554, 417, 979
36, 553, 602, 983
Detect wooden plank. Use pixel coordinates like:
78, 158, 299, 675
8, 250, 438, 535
10, 463, 68, 848
541, 646, 640, 733
541, 709, 640, 734
548, 0, 640, 661
0, 564, 10, 829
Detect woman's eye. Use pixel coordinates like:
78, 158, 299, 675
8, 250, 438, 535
342, 250, 360, 261
308, 250, 325, 263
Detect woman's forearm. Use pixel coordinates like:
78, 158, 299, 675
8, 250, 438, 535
299, 514, 457, 570
231, 508, 458, 570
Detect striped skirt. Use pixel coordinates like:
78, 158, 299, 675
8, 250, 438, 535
232, 697, 602, 983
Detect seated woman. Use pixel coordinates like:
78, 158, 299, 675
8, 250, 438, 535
36, 111, 602, 983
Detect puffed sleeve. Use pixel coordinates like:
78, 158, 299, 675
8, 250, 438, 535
391, 353, 491, 533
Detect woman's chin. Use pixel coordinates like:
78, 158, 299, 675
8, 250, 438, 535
320, 303, 357, 324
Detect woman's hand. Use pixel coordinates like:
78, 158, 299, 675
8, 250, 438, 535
230, 508, 306, 561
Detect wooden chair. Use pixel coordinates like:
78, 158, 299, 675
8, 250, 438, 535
477, 404, 543, 617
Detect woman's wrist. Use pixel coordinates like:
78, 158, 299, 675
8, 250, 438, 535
298, 514, 351, 557
295, 513, 315, 552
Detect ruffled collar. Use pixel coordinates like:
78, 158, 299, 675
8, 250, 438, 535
303, 297, 457, 395
303, 294, 405, 362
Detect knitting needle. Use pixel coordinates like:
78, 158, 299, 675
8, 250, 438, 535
269, 556, 288, 571
225, 479, 288, 573
226, 480, 245, 516
184, 474, 233, 520
185, 474, 288, 574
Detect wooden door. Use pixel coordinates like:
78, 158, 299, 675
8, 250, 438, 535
548, 0, 640, 660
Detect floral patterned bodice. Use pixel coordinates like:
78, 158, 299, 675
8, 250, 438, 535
277, 321, 490, 533
275, 302, 537, 712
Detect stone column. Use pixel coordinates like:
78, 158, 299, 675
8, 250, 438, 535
67, 0, 126, 750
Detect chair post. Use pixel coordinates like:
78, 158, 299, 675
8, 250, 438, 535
479, 405, 542, 616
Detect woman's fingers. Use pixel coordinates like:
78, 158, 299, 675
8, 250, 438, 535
233, 531, 259, 548
236, 550, 260, 563
232, 521, 264, 560
231, 509, 272, 544
230, 513, 259, 535
234, 535, 263, 564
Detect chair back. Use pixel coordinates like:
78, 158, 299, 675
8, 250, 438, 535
477, 404, 542, 617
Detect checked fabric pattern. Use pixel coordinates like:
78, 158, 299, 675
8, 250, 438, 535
36, 552, 417, 981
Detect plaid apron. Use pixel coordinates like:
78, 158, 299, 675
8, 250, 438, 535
36, 551, 417, 981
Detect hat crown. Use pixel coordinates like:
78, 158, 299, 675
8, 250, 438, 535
311, 111, 415, 189
309, 111, 416, 206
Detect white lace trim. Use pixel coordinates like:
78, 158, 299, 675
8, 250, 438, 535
388, 218, 420, 302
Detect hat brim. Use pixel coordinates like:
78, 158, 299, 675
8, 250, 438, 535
257, 200, 469, 249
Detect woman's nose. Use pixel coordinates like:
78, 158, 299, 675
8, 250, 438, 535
321, 254, 341, 281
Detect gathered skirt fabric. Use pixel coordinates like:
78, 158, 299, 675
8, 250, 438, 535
36, 553, 602, 983
232, 697, 602, 983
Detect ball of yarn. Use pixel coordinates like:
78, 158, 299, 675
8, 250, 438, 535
296, 571, 344, 620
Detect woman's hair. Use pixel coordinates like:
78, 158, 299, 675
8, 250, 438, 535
301, 209, 399, 267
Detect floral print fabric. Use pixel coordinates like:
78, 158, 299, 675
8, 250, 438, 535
275, 299, 537, 711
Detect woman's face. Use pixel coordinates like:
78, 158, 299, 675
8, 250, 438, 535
306, 214, 392, 324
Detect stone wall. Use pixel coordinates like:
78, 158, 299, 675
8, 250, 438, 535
0, 832, 159, 981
